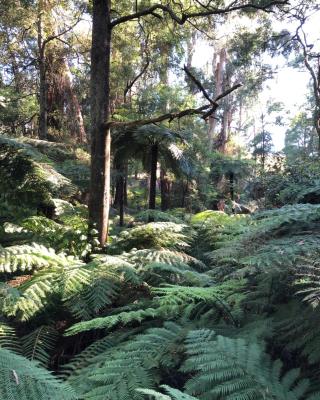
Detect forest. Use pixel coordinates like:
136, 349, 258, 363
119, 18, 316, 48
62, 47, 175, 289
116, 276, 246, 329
1, 0, 320, 399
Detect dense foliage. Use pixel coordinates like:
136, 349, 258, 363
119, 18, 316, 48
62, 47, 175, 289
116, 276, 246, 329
1, 1, 320, 399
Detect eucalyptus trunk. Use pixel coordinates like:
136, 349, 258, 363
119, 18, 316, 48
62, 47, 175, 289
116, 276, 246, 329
89, 0, 112, 246
37, 6, 47, 140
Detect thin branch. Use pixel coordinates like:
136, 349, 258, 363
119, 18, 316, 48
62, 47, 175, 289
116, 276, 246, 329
296, 33, 320, 106
41, 15, 82, 50
124, 60, 150, 101
183, 64, 214, 104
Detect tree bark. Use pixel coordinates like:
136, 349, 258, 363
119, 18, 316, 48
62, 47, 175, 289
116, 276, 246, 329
113, 163, 125, 226
160, 167, 171, 211
229, 171, 235, 201
89, 0, 112, 246
37, 5, 48, 140
118, 173, 124, 227
123, 162, 128, 206
208, 48, 226, 151
62, 58, 87, 143
148, 143, 158, 215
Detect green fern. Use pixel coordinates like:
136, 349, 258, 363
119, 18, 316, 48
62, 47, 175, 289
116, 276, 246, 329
68, 322, 188, 399
138, 385, 199, 400
183, 329, 310, 400
21, 325, 59, 366
66, 281, 244, 335
1, 251, 143, 321
122, 248, 207, 271
0, 347, 77, 400
136, 210, 185, 224
109, 222, 191, 253
0, 243, 71, 274
0, 322, 21, 352
275, 301, 320, 364
295, 257, 320, 308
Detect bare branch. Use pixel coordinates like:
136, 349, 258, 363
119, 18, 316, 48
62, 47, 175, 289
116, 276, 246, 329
124, 59, 150, 101
107, 83, 242, 129
183, 65, 214, 104
107, 104, 211, 129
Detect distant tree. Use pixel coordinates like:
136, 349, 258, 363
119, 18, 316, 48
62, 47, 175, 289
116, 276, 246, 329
89, 0, 288, 245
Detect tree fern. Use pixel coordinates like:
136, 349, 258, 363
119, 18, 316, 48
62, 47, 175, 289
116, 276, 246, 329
275, 301, 320, 364
0, 348, 77, 400
122, 248, 207, 271
136, 210, 185, 224
1, 251, 142, 321
66, 281, 244, 335
0, 243, 68, 274
0, 322, 20, 352
21, 325, 59, 366
295, 256, 320, 308
138, 385, 199, 400
109, 222, 192, 253
182, 329, 310, 400
69, 322, 189, 400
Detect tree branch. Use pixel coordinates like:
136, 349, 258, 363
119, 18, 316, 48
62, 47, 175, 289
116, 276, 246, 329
296, 32, 320, 106
124, 59, 150, 101
107, 83, 242, 129
110, 1, 289, 28
41, 15, 82, 51
183, 65, 214, 104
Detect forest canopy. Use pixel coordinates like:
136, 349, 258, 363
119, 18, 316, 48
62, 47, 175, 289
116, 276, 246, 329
1, 1, 320, 399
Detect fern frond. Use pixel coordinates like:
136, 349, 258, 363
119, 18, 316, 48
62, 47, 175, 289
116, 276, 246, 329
136, 210, 184, 224
70, 322, 188, 399
122, 248, 207, 271
0, 348, 77, 399
0, 322, 21, 352
21, 325, 59, 366
138, 385, 199, 399
110, 222, 191, 253
65, 307, 158, 335
295, 258, 320, 308
183, 329, 309, 400
0, 243, 67, 274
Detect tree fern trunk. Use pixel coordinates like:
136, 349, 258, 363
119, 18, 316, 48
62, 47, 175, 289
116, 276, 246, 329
160, 167, 170, 211
119, 173, 124, 227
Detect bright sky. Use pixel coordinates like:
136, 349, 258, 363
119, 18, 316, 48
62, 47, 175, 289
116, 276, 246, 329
191, 9, 319, 151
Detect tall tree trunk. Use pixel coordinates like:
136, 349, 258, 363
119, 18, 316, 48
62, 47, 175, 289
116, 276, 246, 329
113, 163, 125, 226
89, 0, 112, 246
160, 167, 170, 211
123, 162, 128, 206
229, 171, 235, 201
208, 48, 226, 151
118, 173, 124, 227
186, 31, 196, 69
148, 143, 158, 217
62, 59, 86, 143
37, 5, 48, 140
